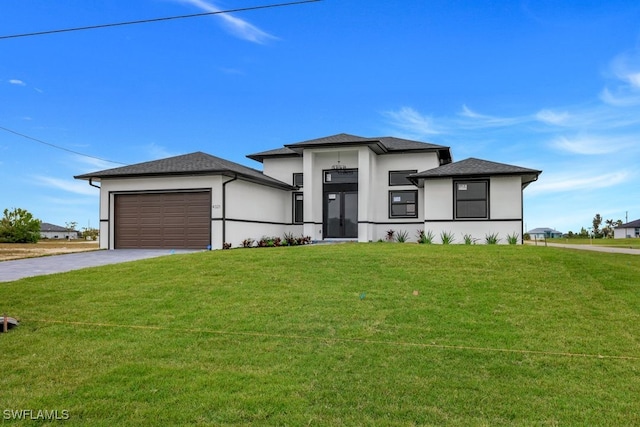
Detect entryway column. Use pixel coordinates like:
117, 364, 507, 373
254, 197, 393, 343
357, 147, 372, 242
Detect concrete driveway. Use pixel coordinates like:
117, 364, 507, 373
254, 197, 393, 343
0, 249, 198, 282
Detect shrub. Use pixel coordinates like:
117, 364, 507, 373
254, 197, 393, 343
485, 233, 500, 245
507, 233, 519, 245
440, 231, 455, 244
418, 230, 435, 244
241, 238, 255, 248
222, 242, 232, 250
0, 208, 41, 243
386, 229, 395, 241
463, 234, 477, 245
395, 230, 409, 243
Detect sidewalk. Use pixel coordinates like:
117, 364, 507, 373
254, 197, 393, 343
525, 241, 640, 255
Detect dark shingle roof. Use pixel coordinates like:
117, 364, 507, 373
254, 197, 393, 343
74, 152, 293, 189
527, 227, 563, 234
247, 133, 451, 163
246, 147, 298, 162
40, 222, 75, 232
617, 219, 640, 228
410, 157, 541, 187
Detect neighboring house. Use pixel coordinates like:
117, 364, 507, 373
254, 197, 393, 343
40, 222, 78, 240
527, 227, 563, 240
614, 219, 640, 238
74, 133, 541, 249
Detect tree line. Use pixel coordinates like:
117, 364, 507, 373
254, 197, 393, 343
565, 213, 623, 239
0, 207, 98, 243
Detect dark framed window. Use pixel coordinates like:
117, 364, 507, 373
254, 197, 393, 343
389, 170, 417, 186
293, 173, 303, 187
293, 192, 304, 224
324, 169, 358, 184
455, 180, 488, 219
389, 190, 417, 218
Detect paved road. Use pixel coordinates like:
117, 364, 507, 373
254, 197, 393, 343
0, 249, 197, 282
525, 241, 640, 255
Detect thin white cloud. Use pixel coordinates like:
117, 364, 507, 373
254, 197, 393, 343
73, 155, 121, 172
9, 79, 26, 86
383, 107, 442, 137
34, 176, 99, 196
550, 134, 636, 155
599, 87, 640, 107
177, 0, 277, 44
600, 49, 640, 106
457, 105, 524, 128
535, 109, 570, 125
527, 171, 631, 195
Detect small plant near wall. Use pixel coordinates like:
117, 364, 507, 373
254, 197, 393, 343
222, 242, 232, 250
417, 230, 435, 244
395, 230, 409, 243
241, 238, 255, 248
485, 233, 500, 244
463, 234, 476, 245
507, 233, 519, 245
386, 229, 396, 241
440, 231, 455, 244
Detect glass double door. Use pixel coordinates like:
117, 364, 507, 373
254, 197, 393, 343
324, 190, 358, 238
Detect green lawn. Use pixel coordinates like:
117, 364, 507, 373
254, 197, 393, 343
2, 244, 640, 425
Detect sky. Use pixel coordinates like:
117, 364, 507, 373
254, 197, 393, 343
1, 0, 640, 234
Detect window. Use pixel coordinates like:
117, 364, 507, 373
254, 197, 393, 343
293, 173, 303, 187
293, 192, 304, 224
455, 180, 488, 219
389, 190, 417, 218
389, 170, 417, 186
324, 169, 358, 184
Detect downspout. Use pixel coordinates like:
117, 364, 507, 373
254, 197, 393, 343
89, 178, 100, 189
221, 174, 238, 248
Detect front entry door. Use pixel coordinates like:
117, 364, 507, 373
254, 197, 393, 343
325, 191, 358, 238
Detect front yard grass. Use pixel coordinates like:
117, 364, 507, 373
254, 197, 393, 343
2, 244, 639, 425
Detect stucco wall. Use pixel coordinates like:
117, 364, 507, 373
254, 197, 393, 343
490, 176, 522, 219
222, 178, 293, 248
422, 175, 524, 244
262, 157, 303, 185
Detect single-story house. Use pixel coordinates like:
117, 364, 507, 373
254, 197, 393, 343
74, 133, 541, 249
40, 222, 78, 240
614, 219, 640, 238
527, 227, 563, 240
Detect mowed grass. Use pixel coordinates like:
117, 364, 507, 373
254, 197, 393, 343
2, 244, 640, 426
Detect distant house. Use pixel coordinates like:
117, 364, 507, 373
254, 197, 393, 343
527, 227, 563, 240
75, 133, 541, 249
614, 219, 640, 239
40, 222, 78, 240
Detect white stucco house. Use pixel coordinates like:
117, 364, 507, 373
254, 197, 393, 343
614, 219, 640, 239
40, 222, 78, 240
74, 133, 541, 249
527, 227, 563, 240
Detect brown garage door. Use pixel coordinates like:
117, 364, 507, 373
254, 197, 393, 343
114, 191, 211, 249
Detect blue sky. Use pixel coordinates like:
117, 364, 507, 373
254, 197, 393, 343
1, 0, 640, 233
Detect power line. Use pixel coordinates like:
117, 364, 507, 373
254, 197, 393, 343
0, 125, 127, 165
0, 0, 322, 40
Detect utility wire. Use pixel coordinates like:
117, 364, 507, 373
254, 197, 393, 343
0, 125, 127, 165
0, 0, 322, 40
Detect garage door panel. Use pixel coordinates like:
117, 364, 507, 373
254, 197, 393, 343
115, 191, 211, 249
